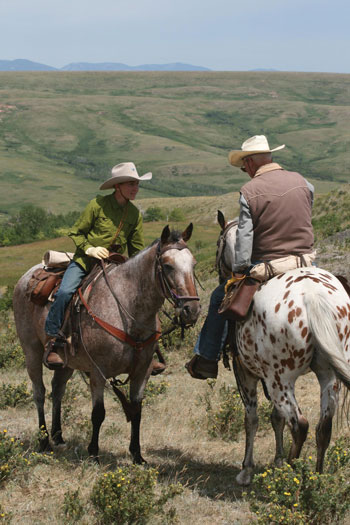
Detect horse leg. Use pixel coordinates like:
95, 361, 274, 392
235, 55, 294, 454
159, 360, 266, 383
51, 367, 74, 446
311, 358, 339, 473
129, 401, 145, 464
235, 371, 259, 486
87, 374, 106, 462
271, 406, 286, 467
24, 347, 50, 451
128, 374, 150, 464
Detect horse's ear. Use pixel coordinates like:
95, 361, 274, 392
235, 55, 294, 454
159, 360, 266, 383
217, 210, 226, 230
160, 225, 171, 244
182, 223, 193, 242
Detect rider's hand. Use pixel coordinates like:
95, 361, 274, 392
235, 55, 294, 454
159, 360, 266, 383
85, 246, 109, 260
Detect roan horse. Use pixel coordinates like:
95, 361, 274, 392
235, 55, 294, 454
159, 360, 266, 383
216, 210, 350, 485
13, 224, 200, 463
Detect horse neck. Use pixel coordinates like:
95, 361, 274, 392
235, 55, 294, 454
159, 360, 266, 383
112, 244, 164, 319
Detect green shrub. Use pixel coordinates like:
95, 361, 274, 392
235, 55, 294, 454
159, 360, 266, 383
205, 382, 245, 441
63, 489, 85, 523
0, 315, 25, 369
0, 287, 13, 311
248, 455, 350, 524
0, 381, 31, 409
0, 429, 27, 484
203, 382, 272, 441
169, 208, 185, 222
0, 503, 12, 522
115, 379, 169, 407
326, 436, 350, 473
143, 379, 169, 405
143, 206, 165, 222
90, 465, 183, 524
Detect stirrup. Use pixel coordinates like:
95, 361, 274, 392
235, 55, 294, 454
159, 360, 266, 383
43, 337, 66, 370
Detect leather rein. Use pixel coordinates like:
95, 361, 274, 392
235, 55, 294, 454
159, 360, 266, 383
215, 220, 238, 282
78, 240, 199, 351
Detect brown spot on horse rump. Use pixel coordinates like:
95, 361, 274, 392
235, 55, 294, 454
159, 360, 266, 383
301, 327, 308, 339
286, 276, 293, 282
277, 274, 284, 279
275, 303, 281, 313
296, 307, 302, 317
299, 320, 303, 328
288, 300, 294, 308
270, 333, 276, 344
306, 332, 312, 343
306, 344, 313, 353
288, 309, 296, 323
337, 305, 347, 318
283, 290, 290, 300
293, 348, 305, 358
322, 282, 337, 291
319, 273, 332, 280
281, 357, 295, 370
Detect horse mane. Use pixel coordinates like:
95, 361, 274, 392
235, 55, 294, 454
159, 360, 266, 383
116, 229, 185, 273
150, 229, 184, 246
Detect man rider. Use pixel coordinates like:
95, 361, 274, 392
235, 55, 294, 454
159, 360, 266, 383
186, 135, 314, 379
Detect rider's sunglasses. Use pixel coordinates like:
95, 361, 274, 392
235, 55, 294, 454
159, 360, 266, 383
240, 156, 250, 173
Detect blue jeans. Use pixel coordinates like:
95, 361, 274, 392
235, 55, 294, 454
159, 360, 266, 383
45, 261, 86, 337
194, 282, 228, 361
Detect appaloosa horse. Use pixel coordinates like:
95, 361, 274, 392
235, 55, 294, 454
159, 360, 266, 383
13, 224, 200, 463
216, 211, 350, 485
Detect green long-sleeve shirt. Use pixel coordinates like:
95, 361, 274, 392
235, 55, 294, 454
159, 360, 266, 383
69, 193, 144, 272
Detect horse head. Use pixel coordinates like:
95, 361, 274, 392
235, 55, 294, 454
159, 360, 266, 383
216, 210, 238, 283
157, 223, 201, 326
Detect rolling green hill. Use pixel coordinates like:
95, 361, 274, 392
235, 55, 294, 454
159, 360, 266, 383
0, 71, 349, 219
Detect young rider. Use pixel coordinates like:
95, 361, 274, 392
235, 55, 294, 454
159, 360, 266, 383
44, 162, 162, 370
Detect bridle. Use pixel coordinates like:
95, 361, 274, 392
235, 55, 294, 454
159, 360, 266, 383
155, 240, 200, 309
78, 238, 199, 352
215, 219, 238, 282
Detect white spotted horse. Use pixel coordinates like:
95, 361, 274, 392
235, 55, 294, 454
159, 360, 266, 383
13, 225, 200, 463
216, 210, 350, 485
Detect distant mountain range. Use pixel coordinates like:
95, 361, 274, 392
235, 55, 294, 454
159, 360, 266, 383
0, 59, 210, 72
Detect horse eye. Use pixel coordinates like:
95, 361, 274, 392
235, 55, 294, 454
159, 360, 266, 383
163, 263, 174, 272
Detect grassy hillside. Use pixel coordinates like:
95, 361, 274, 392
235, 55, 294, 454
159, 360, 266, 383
0, 191, 240, 287
0, 71, 349, 218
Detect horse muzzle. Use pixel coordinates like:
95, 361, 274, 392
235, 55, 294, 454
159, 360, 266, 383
176, 298, 201, 326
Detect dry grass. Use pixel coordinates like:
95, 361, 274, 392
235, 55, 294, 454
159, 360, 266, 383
2, 262, 350, 524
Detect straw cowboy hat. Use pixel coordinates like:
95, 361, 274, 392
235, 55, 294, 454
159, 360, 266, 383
99, 162, 152, 190
228, 135, 285, 167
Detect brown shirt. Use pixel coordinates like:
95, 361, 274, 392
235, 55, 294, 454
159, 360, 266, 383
240, 164, 314, 263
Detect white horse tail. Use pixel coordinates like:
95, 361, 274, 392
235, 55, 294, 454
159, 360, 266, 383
304, 293, 350, 389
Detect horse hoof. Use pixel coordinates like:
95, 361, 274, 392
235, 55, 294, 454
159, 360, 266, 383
88, 455, 100, 464
39, 440, 52, 453
132, 454, 147, 465
274, 457, 284, 468
236, 468, 253, 486
52, 435, 65, 447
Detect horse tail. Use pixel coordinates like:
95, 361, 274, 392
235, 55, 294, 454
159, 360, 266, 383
304, 293, 350, 389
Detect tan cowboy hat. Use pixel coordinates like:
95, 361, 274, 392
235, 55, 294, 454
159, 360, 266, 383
228, 135, 285, 167
99, 162, 152, 190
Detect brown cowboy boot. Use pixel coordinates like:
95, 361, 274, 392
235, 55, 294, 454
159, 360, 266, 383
151, 359, 166, 375
43, 336, 65, 370
185, 354, 218, 380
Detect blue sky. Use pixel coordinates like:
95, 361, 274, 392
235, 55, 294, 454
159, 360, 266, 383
1, 0, 349, 72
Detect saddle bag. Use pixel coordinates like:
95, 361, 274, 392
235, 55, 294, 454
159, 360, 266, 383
218, 277, 260, 321
27, 267, 65, 306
